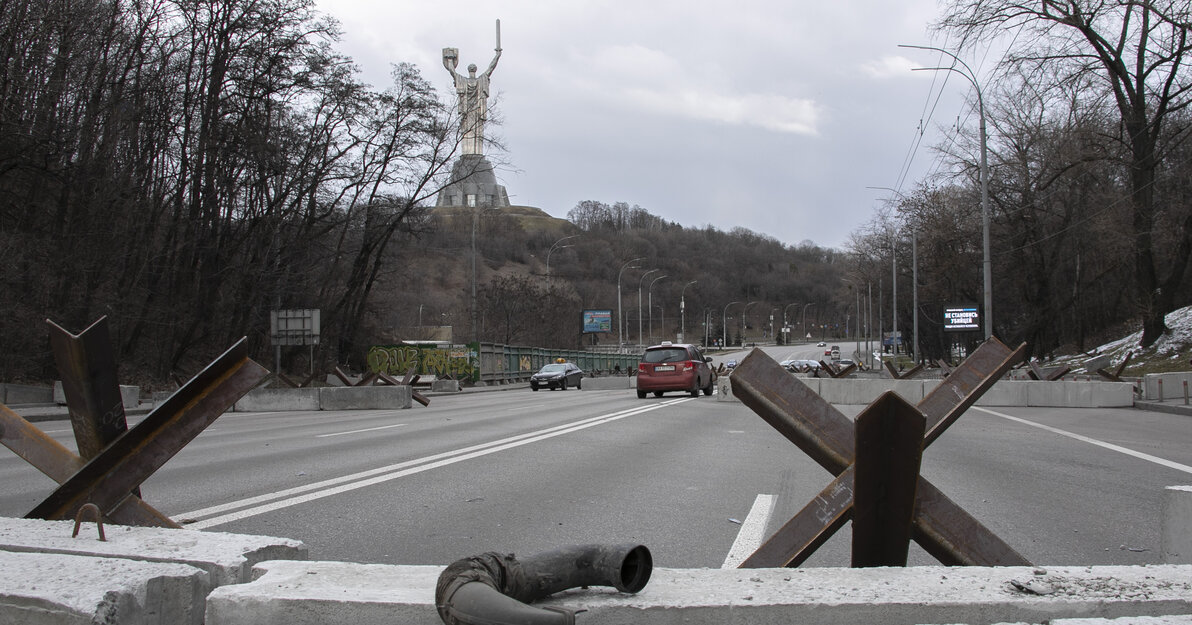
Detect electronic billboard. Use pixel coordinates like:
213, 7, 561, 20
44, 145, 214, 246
943, 304, 980, 332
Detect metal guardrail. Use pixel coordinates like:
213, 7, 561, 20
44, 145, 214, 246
476, 344, 640, 385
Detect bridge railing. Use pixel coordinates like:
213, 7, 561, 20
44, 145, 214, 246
476, 343, 640, 385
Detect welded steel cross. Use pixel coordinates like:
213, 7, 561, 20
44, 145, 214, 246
731, 337, 1032, 567
0, 318, 267, 527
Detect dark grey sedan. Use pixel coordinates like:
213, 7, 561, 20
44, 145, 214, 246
530, 362, 583, 391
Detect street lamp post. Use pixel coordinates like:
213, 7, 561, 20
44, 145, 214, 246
648, 274, 668, 343
801, 302, 816, 340
617, 258, 644, 351
638, 269, 659, 347
741, 301, 757, 345
782, 302, 799, 344
892, 229, 898, 356
912, 232, 920, 363
723, 301, 742, 347
902, 43, 992, 339
869, 185, 923, 362
680, 280, 697, 342
546, 234, 580, 278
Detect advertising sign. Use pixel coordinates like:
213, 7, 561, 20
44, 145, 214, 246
271, 309, 320, 345
943, 304, 980, 332
582, 309, 613, 333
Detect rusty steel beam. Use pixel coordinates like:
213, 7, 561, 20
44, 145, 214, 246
1, 403, 84, 482
46, 317, 129, 461
394, 368, 431, 406
731, 349, 854, 473
851, 393, 924, 567
333, 366, 354, 386
920, 338, 1027, 446
741, 467, 855, 568
733, 343, 1031, 568
912, 478, 1029, 566
26, 338, 267, 522
1, 403, 178, 527
884, 360, 925, 380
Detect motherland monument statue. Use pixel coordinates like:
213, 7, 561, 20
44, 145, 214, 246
436, 19, 510, 208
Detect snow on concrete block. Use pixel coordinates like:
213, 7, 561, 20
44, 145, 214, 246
206, 560, 440, 625
1163, 485, 1192, 564
207, 562, 1192, 625
0, 550, 209, 625
0, 518, 307, 587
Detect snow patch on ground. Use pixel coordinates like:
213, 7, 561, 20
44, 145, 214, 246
1058, 304, 1192, 371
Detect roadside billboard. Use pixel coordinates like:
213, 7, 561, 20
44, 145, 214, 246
943, 304, 980, 332
582, 309, 612, 333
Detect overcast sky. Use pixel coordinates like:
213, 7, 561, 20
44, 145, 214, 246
314, 0, 980, 249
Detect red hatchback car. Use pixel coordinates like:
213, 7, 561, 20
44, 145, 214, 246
636, 342, 715, 398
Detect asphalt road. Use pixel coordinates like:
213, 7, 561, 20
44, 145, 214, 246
2, 347, 1190, 569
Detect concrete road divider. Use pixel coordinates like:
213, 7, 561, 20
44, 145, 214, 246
581, 376, 632, 390
0, 517, 307, 586
0, 518, 1189, 624
204, 560, 1192, 625
0, 550, 210, 625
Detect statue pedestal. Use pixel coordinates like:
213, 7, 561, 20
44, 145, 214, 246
435, 155, 510, 208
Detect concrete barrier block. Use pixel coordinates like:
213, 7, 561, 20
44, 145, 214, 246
206, 561, 438, 625
0, 518, 307, 586
717, 374, 734, 401
0, 550, 209, 625
1026, 381, 1068, 407
1089, 381, 1135, 407
120, 384, 140, 408
974, 380, 1029, 406
1163, 485, 1192, 564
1144, 372, 1192, 401
430, 379, 461, 392
1084, 354, 1113, 372
235, 388, 321, 412
1, 383, 54, 405
319, 385, 411, 410
581, 377, 632, 390
53, 381, 66, 405
817, 379, 923, 405
206, 561, 1192, 625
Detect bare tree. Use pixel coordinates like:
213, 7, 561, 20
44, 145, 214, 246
939, 0, 1192, 346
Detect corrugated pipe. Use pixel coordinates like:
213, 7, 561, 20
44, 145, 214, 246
435, 543, 652, 625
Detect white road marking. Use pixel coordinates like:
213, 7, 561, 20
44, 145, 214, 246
976, 407, 1192, 475
316, 423, 407, 438
178, 397, 696, 529
721, 494, 775, 568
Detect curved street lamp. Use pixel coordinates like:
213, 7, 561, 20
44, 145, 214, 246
638, 269, 660, 347
801, 302, 816, 339
546, 234, 580, 278
648, 274, 668, 343
723, 301, 742, 347
742, 301, 758, 344
901, 43, 992, 340
681, 280, 698, 342
617, 258, 644, 350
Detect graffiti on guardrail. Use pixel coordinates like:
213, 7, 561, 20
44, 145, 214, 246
519, 355, 532, 372
367, 345, 477, 381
